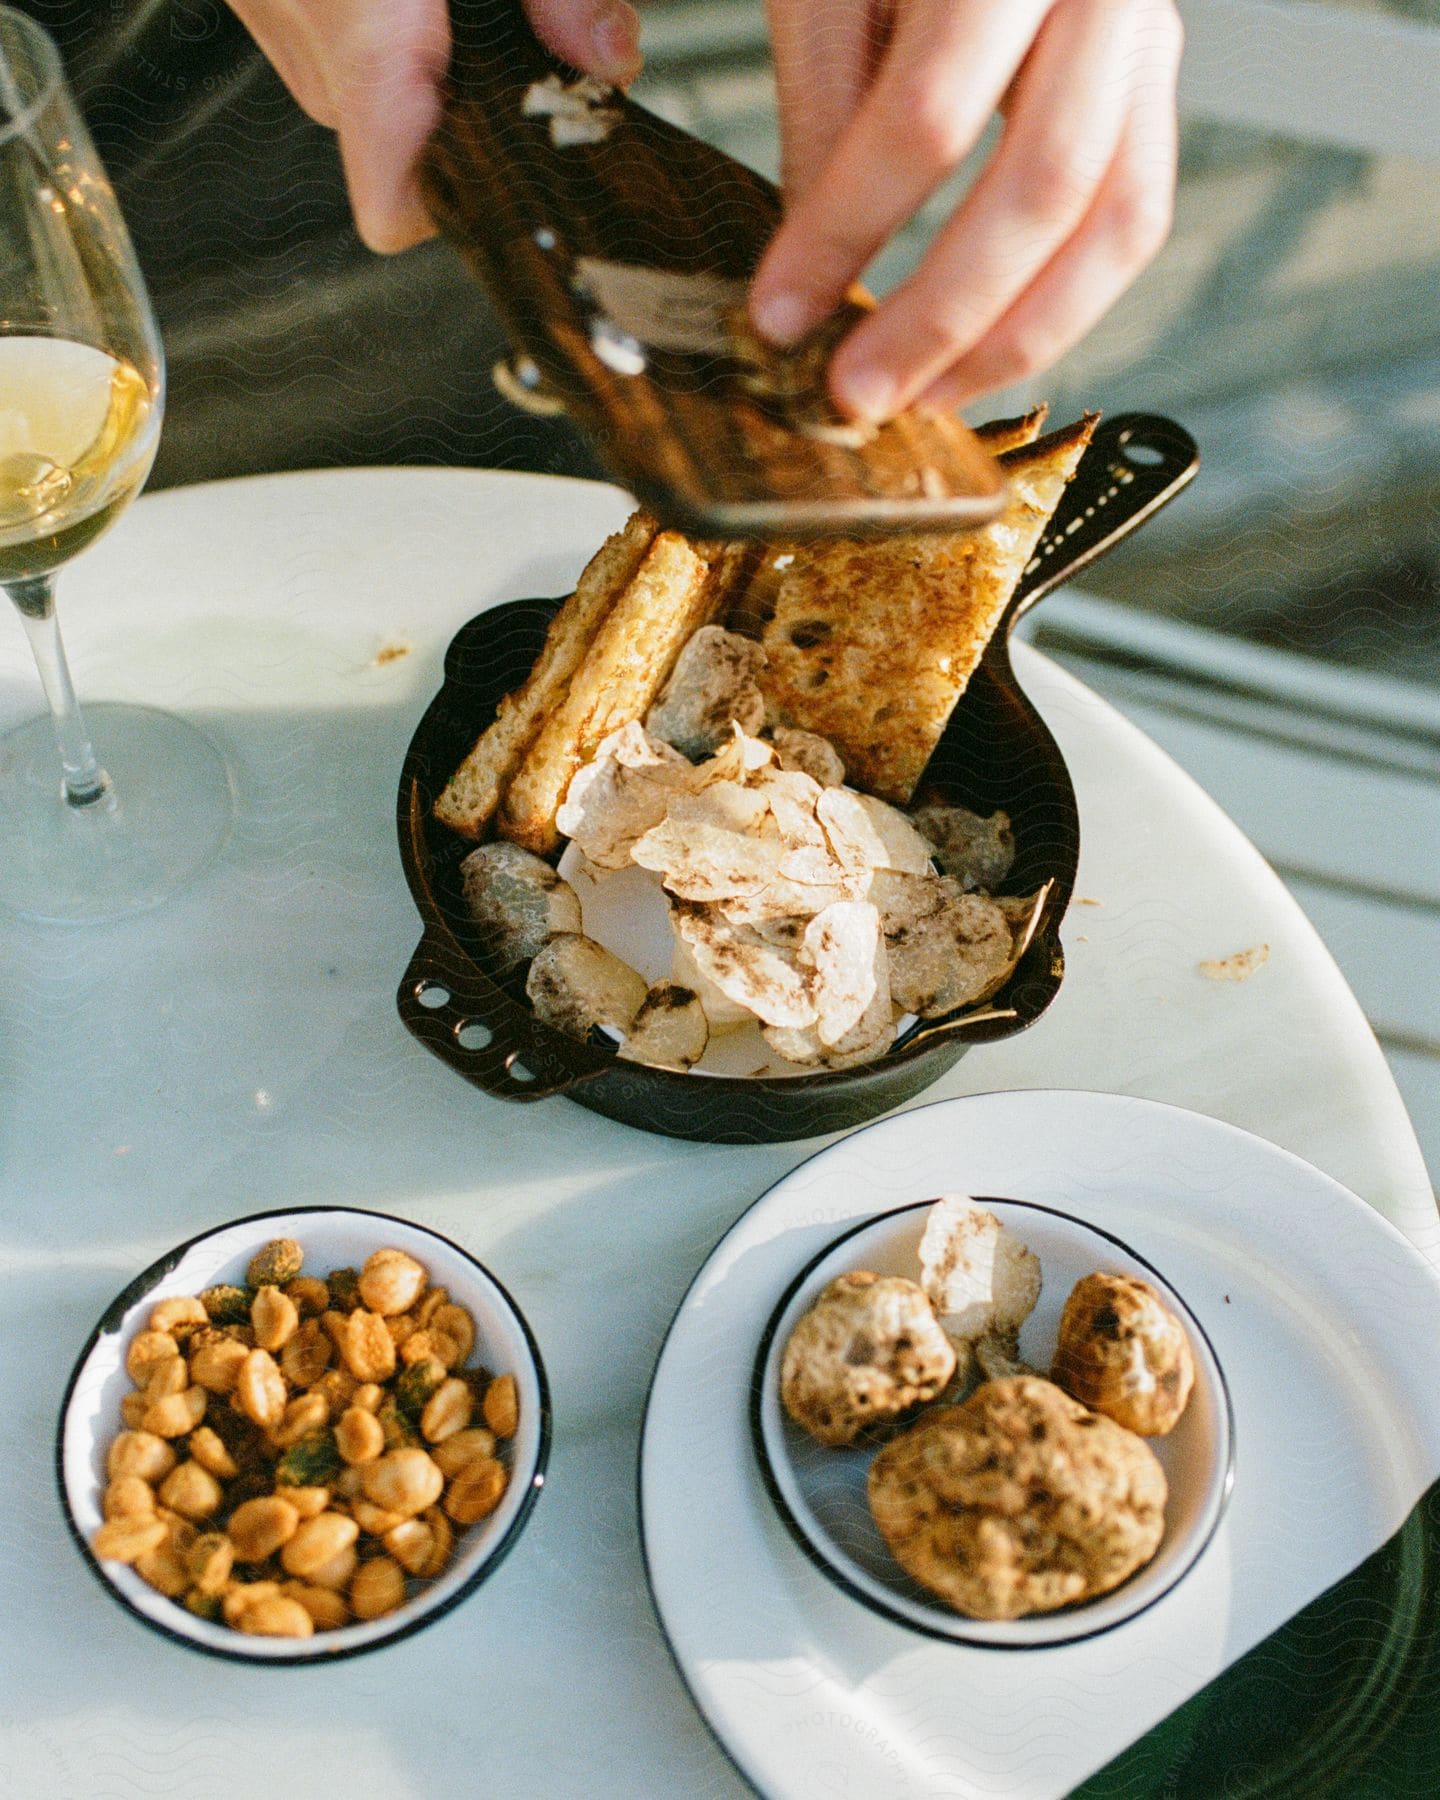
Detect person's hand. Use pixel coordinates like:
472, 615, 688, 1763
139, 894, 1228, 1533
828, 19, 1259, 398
226, 0, 644, 252
749, 0, 1184, 420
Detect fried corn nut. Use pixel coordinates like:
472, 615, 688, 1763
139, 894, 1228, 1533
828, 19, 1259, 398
307, 1368, 356, 1415
282, 1581, 351, 1629
482, 1374, 519, 1439
125, 1329, 180, 1386
421, 1378, 473, 1444
251, 1285, 300, 1352
186, 1532, 235, 1596
333, 1465, 365, 1501
134, 1541, 189, 1596
237, 1349, 287, 1429
415, 1286, 449, 1329
385, 1313, 418, 1351
341, 1310, 397, 1383
239, 1595, 315, 1638
143, 1385, 207, 1439
383, 1517, 448, 1579
103, 1475, 156, 1520
222, 1580, 280, 1624
362, 1448, 444, 1519
187, 1427, 240, 1481
191, 1335, 249, 1394
350, 1498, 407, 1536
285, 1485, 332, 1519
358, 1248, 426, 1318
432, 1428, 497, 1479
280, 1318, 331, 1388
149, 1295, 208, 1335
228, 1495, 300, 1562
143, 1356, 189, 1403
284, 1276, 330, 1318
351, 1383, 384, 1412
302, 1542, 358, 1592
272, 1393, 330, 1449
336, 1406, 385, 1466
350, 1556, 407, 1621
107, 1430, 177, 1484
280, 1512, 360, 1580
444, 1455, 508, 1526
157, 1461, 223, 1520
93, 1514, 169, 1563
418, 1507, 453, 1577
431, 1304, 475, 1366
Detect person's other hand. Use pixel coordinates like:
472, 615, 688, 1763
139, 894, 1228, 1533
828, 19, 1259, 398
750, 0, 1183, 419
227, 0, 644, 252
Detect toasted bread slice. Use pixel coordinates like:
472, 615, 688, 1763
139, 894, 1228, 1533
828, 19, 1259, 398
752, 413, 1097, 803
434, 509, 660, 839
974, 404, 1049, 455
498, 532, 756, 853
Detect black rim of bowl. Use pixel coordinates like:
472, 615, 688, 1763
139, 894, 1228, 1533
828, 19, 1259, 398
749, 1195, 1236, 1651
55, 1203, 552, 1666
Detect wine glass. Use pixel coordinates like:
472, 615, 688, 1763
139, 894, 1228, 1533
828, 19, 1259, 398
0, 6, 232, 922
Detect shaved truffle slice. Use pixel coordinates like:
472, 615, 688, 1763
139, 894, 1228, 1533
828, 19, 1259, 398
555, 720, 695, 870
671, 905, 815, 1030
910, 802, 1015, 892
525, 933, 648, 1041
645, 626, 768, 760
918, 1198, 1041, 1341
816, 789, 934, 876
617, 983, 709, 1070
801, 901, 882, 1047
868, 1376, 1168, 1618
871, 873, 1016, 1017
671, 934, 753, 1030
780, 1271, 957, 1447
459, 841, 583, 972
770, 726, 846, 788
1052, 1273, 1196, 1435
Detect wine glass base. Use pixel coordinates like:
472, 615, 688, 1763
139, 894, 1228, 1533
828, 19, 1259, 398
0, 703, 234, 923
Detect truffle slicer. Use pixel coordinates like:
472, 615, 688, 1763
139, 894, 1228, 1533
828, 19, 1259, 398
419, 0, 1006, 540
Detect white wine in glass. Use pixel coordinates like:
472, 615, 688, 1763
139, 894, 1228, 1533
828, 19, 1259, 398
0, 6, 233, 922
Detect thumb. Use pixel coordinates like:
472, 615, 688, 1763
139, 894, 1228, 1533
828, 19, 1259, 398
522, 0, 644, 86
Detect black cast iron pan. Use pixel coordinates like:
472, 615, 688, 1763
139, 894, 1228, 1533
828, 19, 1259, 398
396, 413, 1197, 1144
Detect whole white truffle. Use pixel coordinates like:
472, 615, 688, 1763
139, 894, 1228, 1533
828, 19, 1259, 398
780, 1271, 957, 1448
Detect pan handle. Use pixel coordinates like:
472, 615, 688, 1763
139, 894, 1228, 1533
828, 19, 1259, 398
1008, 412, 1198, 624
397, 929, 610, 1103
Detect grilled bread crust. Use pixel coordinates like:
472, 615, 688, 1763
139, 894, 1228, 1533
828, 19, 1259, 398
433, 509, 660, 840
973, 404, 1050, 455
497, 532, 757, 853
752, 414, 1097, 802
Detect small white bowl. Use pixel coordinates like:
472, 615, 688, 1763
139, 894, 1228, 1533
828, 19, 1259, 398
752, 1197, 1233, 1649
58, 1206, 549, 1664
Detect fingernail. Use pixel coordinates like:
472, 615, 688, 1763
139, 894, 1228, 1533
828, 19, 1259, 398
834, 363, 897, 423
750, 291, 814, 348
592, 2, 642, 81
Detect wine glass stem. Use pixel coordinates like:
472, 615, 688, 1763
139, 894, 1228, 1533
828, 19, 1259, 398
6, 574, 109, 806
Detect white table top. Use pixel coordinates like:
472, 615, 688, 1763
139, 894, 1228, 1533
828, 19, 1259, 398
1, 468, 1432, 1799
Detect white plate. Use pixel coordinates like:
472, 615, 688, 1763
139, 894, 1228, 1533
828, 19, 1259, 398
640, 1090, 1440, 1799
753, 1197, 1233, 1649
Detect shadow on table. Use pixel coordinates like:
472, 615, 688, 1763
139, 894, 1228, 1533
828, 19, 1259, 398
1, 682, 805, 1796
